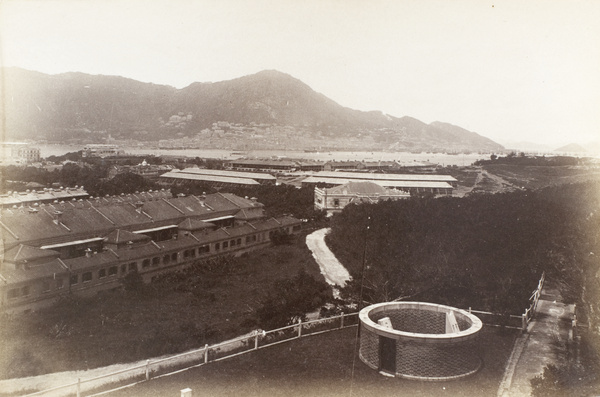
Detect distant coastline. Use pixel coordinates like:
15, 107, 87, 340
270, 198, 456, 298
33, 144, 495, 166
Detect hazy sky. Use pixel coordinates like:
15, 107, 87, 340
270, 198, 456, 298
1, 0, 599, 147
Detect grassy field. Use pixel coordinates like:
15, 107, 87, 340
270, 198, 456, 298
106, 325, 518, 397
482, 164, 600, 191
0, 229, 326, 379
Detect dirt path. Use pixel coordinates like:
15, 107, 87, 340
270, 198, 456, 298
497, 283, 576, 397
305, 228, 351, 288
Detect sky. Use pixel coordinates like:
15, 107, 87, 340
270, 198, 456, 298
1, 0, 599, 147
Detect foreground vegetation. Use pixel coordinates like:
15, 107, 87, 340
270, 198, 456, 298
327, 180, 600, 394
0, 231, 329, 379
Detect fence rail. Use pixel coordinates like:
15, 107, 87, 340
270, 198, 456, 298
22, 273, 545, 397
23, 312, 359, 397
466, 272, 545, 331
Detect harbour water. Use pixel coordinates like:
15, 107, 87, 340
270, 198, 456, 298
33, 144, 491, 167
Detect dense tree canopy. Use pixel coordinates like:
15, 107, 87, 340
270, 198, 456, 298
327, 181, 600, 314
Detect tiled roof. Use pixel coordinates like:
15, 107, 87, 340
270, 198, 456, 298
0, 193, 263, 249
176, 167, 276, 181
3, 244, 60, 263
303, 177, 453, 189
216, 193, 264, 209
0, 187, 88, 207
1, 260, 66, 284
328, 181, 389, 195
0, 215, 302, 284
160, 171, 260, 185
313, 171, 457, 183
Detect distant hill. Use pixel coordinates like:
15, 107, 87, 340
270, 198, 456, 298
554, 143, 587, 153
1, 67, 504, 152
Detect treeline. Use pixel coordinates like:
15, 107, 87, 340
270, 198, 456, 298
327, 181, 599, 314
475, 153, 585, 166
1, 163, 159, 197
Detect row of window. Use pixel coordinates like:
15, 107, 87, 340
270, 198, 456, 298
4, 227, 297, 303
7, 286, 30, 299
7, 278, 66, 300
71, 262, 137, 285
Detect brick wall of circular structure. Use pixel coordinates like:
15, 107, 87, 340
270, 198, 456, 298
359, 302, 483, 380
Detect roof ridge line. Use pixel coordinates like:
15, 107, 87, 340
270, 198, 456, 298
219, 192, 241, 208
0, 219, 20, 240
162, 198, 185, 214
90, 204, 116, 225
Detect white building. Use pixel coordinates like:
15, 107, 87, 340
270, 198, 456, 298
314, 181, 410, 214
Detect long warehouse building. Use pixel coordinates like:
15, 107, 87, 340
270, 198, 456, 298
309, 171, 458, 186
160, 168, 276, 187
302, 172, 455, 196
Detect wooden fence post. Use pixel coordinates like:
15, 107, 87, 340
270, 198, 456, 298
145, 359, 150, 380
76, 377, 81, 397
297, 318, 302, 338
254, 330, 259, 350
204, 344, 209, 364
522, 313, 527, 331
340, 312, 344, 329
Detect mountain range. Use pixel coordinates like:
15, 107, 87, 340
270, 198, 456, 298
1, 68, 504, 152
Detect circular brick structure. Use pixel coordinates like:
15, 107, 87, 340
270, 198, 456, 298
359, 302, 483, 380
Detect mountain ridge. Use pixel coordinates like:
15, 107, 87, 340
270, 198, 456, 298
1, 67, 504, 152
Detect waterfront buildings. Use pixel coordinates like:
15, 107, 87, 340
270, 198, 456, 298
82, 144, 125, 158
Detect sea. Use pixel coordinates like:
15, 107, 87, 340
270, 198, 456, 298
32, 144, 491, 167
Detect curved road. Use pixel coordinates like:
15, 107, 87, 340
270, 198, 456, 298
305, 228, 351, 287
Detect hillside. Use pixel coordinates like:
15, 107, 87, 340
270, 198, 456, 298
554, 143, 587, 153
1, 67, 504, 152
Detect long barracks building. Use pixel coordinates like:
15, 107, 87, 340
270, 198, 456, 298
301, 171, 457, 196
160, 168, 277, 187
0, 191, 301, 314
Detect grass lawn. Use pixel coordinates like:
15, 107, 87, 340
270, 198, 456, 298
483, 164, 600, 190
107, 325, 518, 397
0, 230, 326, 379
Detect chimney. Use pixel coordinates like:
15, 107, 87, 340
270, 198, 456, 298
53, 210, 63, 224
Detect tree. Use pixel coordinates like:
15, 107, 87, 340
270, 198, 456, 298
255, 270, 331, 329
